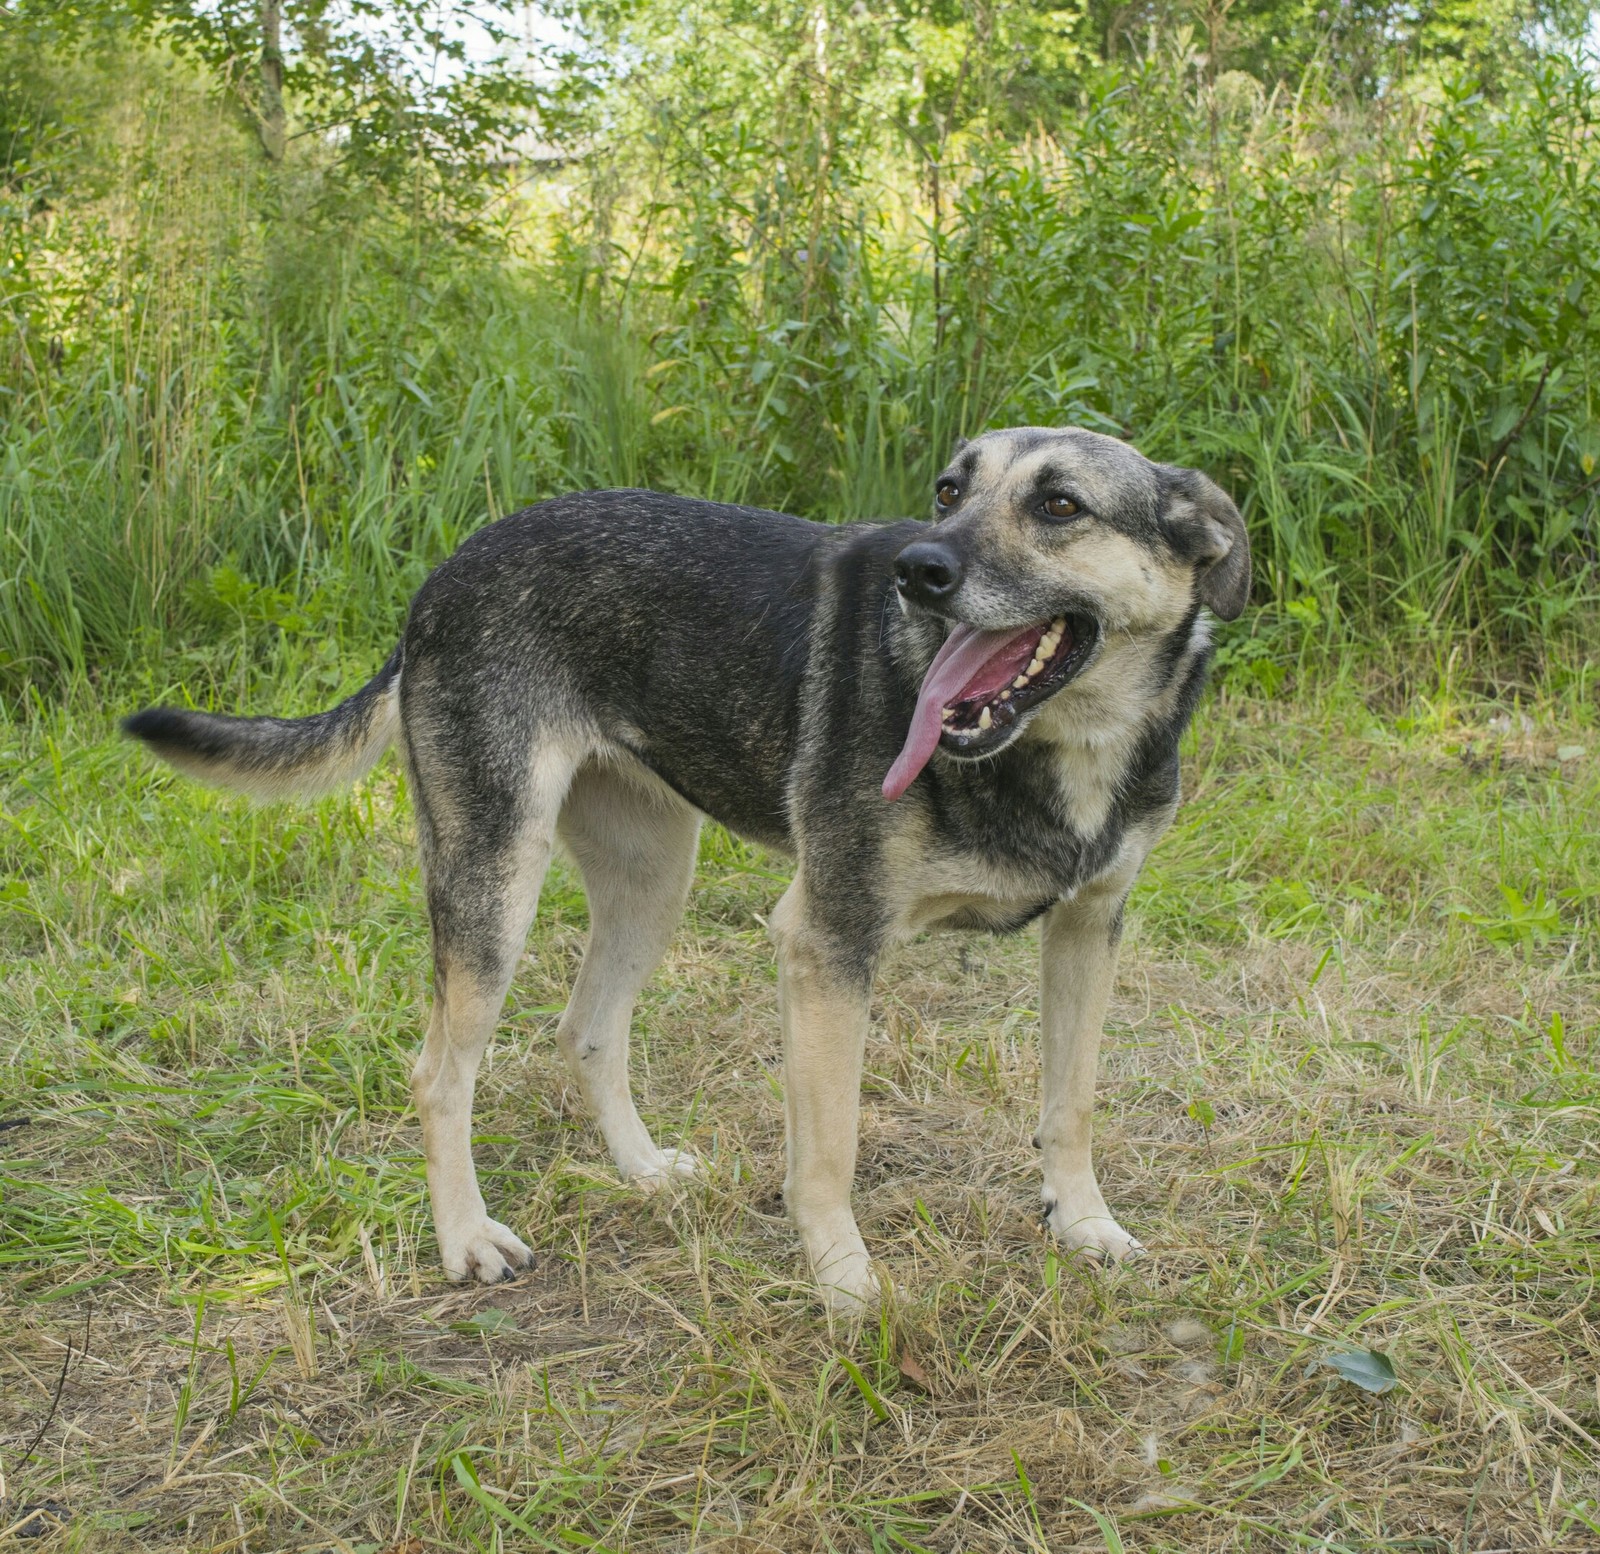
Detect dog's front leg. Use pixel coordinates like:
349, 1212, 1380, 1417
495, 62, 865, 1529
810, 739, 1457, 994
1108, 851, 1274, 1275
1038, 886, 1145, 1263
770, 877, 879, 1311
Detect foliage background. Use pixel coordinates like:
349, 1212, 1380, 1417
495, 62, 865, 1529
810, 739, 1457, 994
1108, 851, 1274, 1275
3, 0, 1599, 703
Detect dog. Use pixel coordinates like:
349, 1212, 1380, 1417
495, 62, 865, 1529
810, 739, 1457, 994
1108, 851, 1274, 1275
124, 426, 1248, 1310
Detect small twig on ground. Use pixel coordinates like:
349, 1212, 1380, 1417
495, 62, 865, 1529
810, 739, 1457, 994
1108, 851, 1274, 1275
14, 1331, 75, 1462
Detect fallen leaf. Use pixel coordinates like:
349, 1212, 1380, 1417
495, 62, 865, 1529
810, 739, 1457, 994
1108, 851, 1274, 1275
1306, 1347, 1399, 1395
897, 1348, 931, 1391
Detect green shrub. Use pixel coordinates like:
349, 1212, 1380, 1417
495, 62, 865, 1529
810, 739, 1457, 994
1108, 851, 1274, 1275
2, 30, 1597, 701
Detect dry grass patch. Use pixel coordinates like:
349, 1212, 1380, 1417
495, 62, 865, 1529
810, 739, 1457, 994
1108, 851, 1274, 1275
2, 689, 1597, 1551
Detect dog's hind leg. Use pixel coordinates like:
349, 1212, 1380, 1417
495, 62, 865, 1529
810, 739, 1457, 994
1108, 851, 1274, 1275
555, 761, 703, 1188
410, 740, 580, 1284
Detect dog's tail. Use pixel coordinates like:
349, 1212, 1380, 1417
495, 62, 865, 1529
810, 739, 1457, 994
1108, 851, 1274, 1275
122, 646, 403, 802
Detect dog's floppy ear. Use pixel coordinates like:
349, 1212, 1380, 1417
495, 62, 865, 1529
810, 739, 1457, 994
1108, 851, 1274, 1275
1161, 467, 1251, 621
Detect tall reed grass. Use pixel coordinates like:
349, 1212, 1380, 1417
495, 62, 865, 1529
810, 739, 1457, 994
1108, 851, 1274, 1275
2, 39, 1596, 702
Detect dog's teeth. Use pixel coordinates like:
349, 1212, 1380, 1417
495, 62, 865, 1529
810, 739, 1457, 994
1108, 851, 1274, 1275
978, 707, 992, 730
1052, 616, 1065, 632
1000, 689, 1011, 700
1026, 657, 1045, 677
1013, 675, 1028, 689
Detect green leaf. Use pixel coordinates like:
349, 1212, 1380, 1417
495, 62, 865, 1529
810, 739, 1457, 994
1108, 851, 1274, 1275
1306, 1347, 1399, 1394
1242, 1443, 1302, 1490
1066, 1499, 1126, 1553
448, 1454, 559, 1547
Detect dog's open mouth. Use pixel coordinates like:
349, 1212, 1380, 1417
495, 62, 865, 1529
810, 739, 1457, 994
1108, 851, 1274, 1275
883, 612, 1100, 800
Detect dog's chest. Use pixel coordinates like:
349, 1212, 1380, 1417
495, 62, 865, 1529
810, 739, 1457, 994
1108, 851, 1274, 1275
889, 733, 1154, 938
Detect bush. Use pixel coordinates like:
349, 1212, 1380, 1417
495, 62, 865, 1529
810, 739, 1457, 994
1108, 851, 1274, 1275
1, 28, 1597, 700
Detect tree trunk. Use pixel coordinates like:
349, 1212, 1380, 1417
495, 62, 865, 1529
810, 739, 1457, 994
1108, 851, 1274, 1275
259, 0, 286, 161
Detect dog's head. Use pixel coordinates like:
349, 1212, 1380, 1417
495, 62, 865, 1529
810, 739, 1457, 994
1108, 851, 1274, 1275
882, 427, 1248, 800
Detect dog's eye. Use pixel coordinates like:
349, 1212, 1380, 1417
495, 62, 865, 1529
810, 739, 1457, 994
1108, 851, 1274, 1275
1043, 495, 1081, 520
935, 481, 960, 509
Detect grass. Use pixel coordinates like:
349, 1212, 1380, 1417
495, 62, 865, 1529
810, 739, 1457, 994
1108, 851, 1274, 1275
2, 656, 1597, 1551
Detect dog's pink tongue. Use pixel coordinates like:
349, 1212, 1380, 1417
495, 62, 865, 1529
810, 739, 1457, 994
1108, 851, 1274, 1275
882, 624, 1032, 801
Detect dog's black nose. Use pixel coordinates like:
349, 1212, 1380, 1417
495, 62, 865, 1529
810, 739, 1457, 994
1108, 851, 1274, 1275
894, 541, 963, 606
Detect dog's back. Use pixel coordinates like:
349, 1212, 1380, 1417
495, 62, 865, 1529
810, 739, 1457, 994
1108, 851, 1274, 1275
125, 491, 850, 846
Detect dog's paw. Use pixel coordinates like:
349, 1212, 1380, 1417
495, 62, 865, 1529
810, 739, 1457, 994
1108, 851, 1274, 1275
440, 1217, 534, 1284
1042, 1187, 1145, 1266
801, 1222, 880, 1314
622, 1146, 703, 1193
816, 1254, 882, 1315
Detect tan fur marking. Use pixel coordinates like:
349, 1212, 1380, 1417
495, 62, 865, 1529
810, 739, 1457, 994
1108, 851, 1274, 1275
1045, 528, 1195, 635
1035, 820, 1166, 1263
770, 876, 878, 1311
554, 758, 704, 1186
410, 742, 580, 1284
